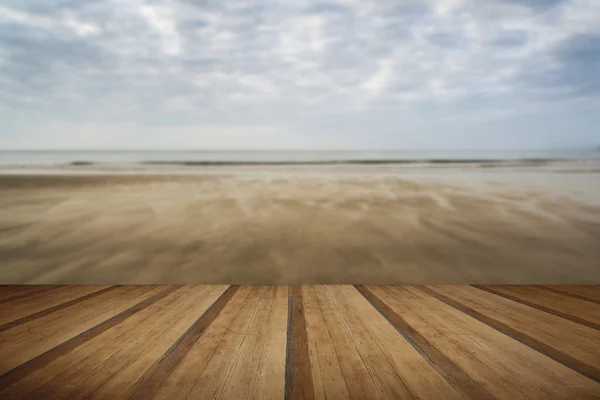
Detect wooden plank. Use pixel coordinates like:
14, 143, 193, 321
0, 286, 173, 389
1, 286, 189, 399
337, 286, 463, 400
0, 286, 62, 304
285, 285, 315, 400
184, 286, 267, 399
0, 286, 23, 296
327, 286, 414, 399
422, 285, 600, 383
314, 285, 381, 400
542, 286, 600, 305
248, 286, 288, 400
151, 286, 254, 400
476, 286, 600, 330
216, 286, 276, 399
124, 285, 237, 400
0, 286, 118, 333
0, 286, 46, 302
357, 285, 495, 400
303, 285, 350, 400
384, 286, 600, 399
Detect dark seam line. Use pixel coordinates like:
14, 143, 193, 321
285, 286, 315, 400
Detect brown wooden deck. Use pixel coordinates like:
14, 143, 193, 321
0, 285, 599, 399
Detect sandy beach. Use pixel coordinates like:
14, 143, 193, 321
0, 163, 599, 284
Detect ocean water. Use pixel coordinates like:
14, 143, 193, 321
0, 149, 599, 165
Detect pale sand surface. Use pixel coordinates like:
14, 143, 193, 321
0, 165, 599, 284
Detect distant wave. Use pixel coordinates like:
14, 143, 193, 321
140, 159, 562, 166
70, 161, 95, 166
60, 159, 575, 168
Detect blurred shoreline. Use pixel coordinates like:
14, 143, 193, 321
1, 159, 600, 176
1, 148, 599, 166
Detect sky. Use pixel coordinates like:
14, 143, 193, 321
0, 0, 599, 150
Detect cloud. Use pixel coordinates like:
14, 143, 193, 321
138, 3, 182, 55
0, 0, 599, 149
551, 34, 600, 96
362, 59, 395, 95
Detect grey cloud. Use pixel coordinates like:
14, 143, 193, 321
549, 34, 600, 96
510, 33, 600, 102
500, 0, 568, 11
427, 32, 468, 47
490, 30, 529, 47
306, 3, 352, 15
0, 27, 110, 103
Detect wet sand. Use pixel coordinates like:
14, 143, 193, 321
0, 166, 599, 284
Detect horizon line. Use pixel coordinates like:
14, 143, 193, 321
0, 147, 597, 152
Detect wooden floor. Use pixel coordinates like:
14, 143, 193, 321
0, 285, 599, 399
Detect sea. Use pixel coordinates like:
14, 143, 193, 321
0, 149, 599, 165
